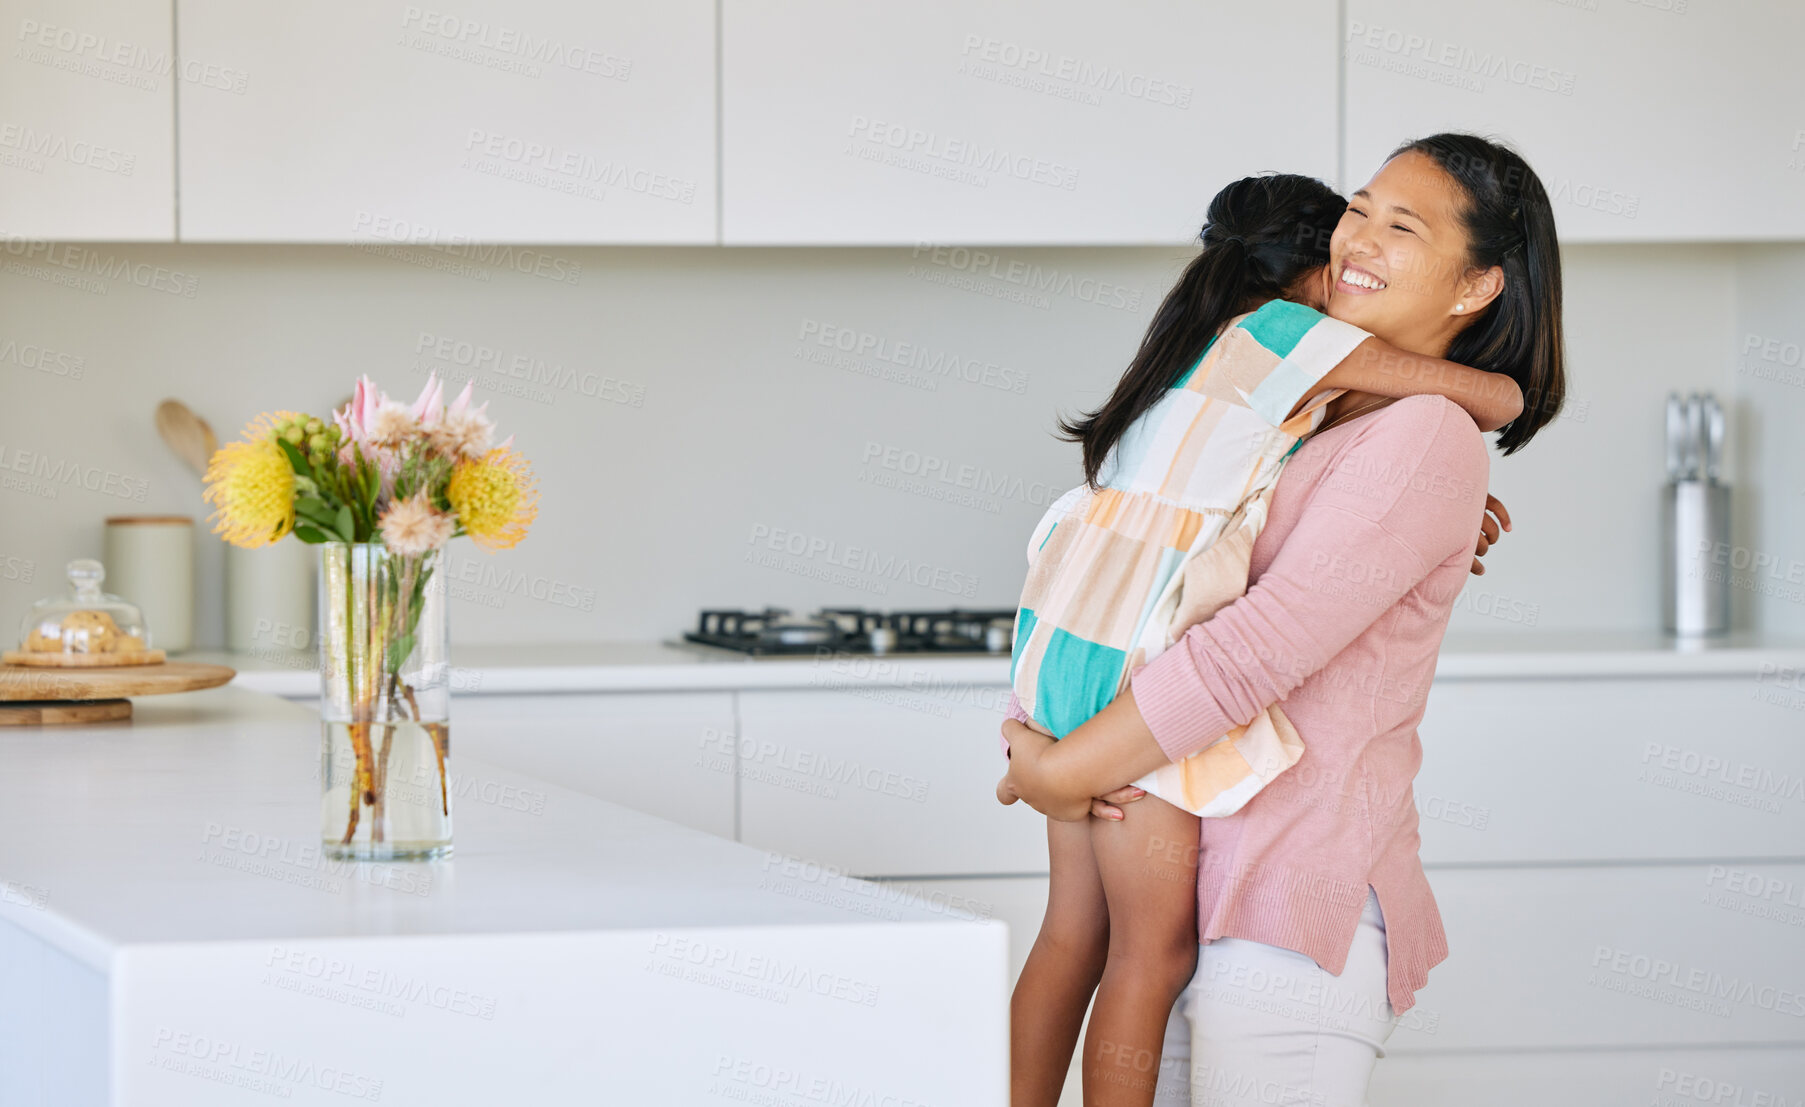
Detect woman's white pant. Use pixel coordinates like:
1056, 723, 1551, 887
1150, 889, 1398, 1106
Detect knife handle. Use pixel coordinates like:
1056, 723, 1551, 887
1665, 393, 1685, 481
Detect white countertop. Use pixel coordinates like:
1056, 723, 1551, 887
178, 631, 1805, 698
185, 640, 1018, 696
0, 686, 974, 973
1432, 629, 1805, 678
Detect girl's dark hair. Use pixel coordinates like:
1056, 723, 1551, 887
1059, 173, 1345, 487
1391, 133, 1565, 454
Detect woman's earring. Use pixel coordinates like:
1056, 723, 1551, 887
1455, 303, 1464, 313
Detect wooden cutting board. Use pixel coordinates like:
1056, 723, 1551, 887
0, 661, 236, 725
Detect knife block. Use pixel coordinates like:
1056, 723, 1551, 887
1661, 479, 1730, 636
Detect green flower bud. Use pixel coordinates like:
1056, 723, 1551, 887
308, 433, 329, 454
283, 425, 305, 445
304, 419, 323, 435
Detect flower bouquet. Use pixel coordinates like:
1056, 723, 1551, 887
203, 372, 537, 860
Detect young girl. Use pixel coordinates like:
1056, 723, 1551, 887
1000, 173, 1522, 1106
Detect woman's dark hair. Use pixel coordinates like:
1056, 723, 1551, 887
1058, 173, 1345, 487
1391, 133, 1565, 454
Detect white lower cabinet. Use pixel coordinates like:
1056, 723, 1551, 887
876, 875, 1049, 984
1372, 864, 1805, 1105
878, 875, 1085, 1107
1393, 864, 1805, 1054
450, 691, 735, 838
734, 687, 1044, 877
1372, 1050, 1805, 1107
875, 864, 1805, 1106
1414, 675, 1805, 864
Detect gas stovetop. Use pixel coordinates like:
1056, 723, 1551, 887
683, 607, 1017, 657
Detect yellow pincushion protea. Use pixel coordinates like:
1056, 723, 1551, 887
447, 446, 538, 550
202, 411, 301, 548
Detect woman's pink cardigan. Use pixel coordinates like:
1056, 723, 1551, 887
1008, 394, 1490, 1013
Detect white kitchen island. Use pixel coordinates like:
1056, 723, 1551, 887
0, 686, 1006, 1107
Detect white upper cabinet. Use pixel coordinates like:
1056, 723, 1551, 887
1344, 0, 1805, 242
176, 1, 716, 242
0, 0, 175, 239
722, 0, 1341, 245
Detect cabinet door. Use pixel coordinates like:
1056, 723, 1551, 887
0, 0, 175, 239
1372, 1050, 1805, 1107
877, 875, 1083, 1106
1412, 676, 1805, 865
1344, 0, 1805, 241
736, 687, 1044, 876
876, 875, 1049, 983
723, 0, 1340, 244
452, 691, 735, 838
1382, 865, 1805, 1053
177, 1, 715, 242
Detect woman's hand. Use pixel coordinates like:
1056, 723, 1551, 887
1087, 785, 1149, 822
997, 719, 1151, 821
1469, 493, 1512, 575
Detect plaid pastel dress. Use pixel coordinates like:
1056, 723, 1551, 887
1011, 300, 1369, 817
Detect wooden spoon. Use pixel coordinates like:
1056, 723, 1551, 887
155, 399, 218, 478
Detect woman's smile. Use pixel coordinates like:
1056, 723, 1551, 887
1336, 262, 1388, 294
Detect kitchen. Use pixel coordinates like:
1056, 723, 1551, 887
2, 2, 1804, 1105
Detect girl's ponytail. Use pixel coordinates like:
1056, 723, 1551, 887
1060, 174, 1345, 486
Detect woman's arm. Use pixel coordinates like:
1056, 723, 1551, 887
1290, 337, 1523, 431
997, 687, 1164, 820
1000, 395, 1490, 816
1004, 490, 1512, 818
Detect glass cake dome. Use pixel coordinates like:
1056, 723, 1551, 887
16, 558, 151, 656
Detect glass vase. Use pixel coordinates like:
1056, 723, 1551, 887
317, 542, 452, 861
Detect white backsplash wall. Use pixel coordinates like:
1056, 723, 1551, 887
0, 242, 1758, 647
1731, 245, 1805, 638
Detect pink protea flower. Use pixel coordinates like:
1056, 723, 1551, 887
329, 373, 507, 504
410, 371, 446, 428
425, 379, 497, 460
333, 377, 404, 502
332, 374, 385, 451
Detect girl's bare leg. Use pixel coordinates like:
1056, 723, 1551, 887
1083, 797, 1201, 1106
1011, 816, 1110, 1106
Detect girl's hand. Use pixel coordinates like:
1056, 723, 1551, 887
1470, 493, 1511, 575
999, 718, 1051, 766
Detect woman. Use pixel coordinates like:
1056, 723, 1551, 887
998, 133, 1566, 1105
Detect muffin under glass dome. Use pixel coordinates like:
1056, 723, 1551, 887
14, 559, 156, 661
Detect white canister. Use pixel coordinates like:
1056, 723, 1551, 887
224, 539, 316, 656
103, 515, 195, 652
